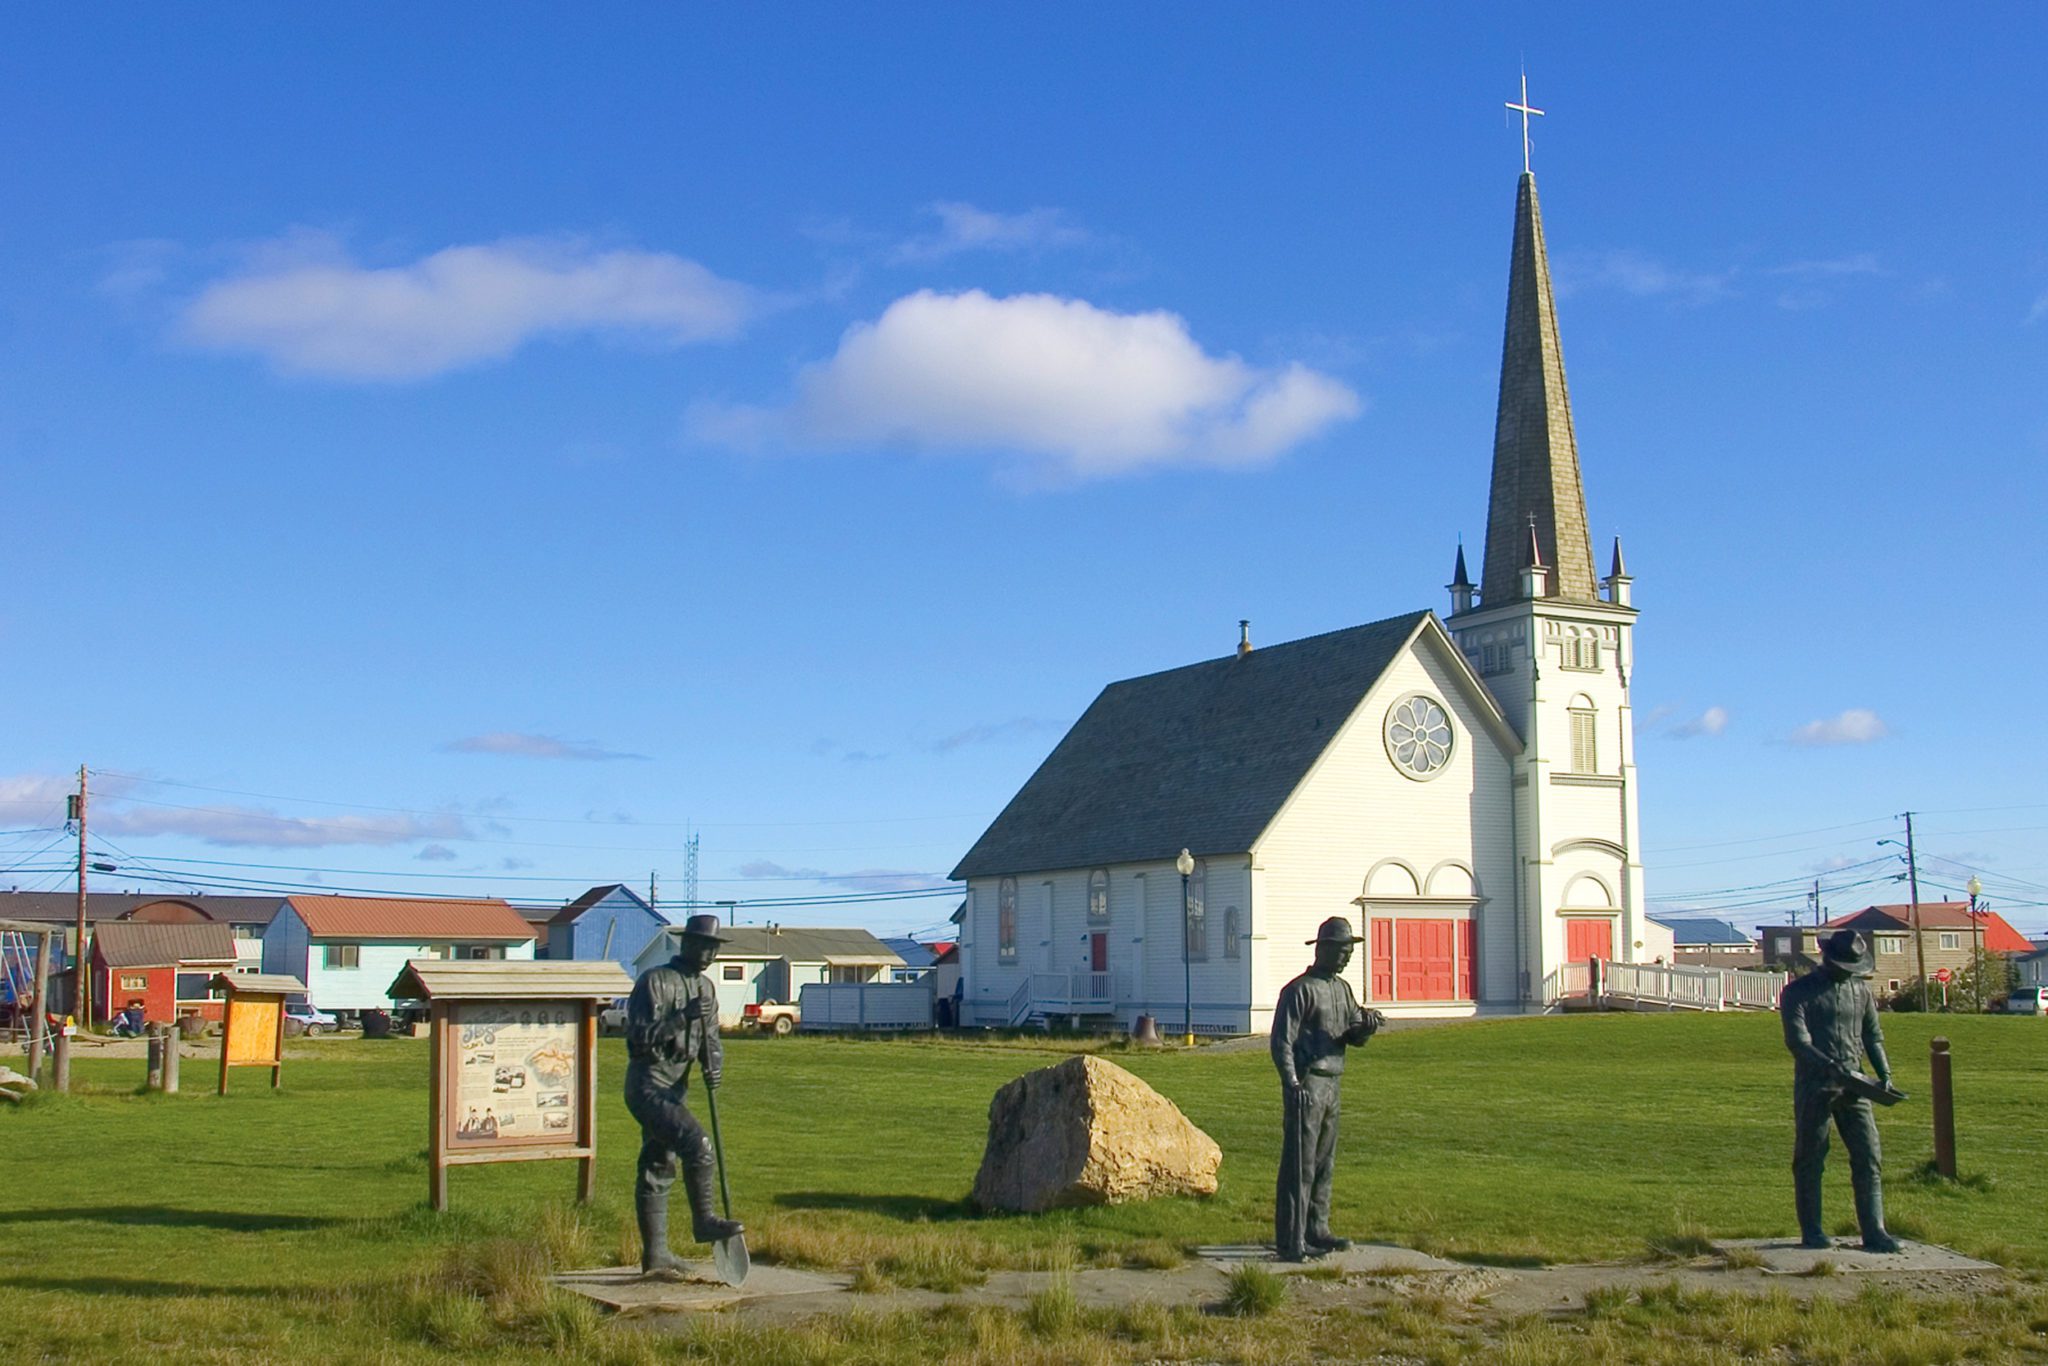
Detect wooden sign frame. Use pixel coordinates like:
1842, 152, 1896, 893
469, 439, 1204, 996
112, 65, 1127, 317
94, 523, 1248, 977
211, 972, 303, 1095
387, 959, 630, 1212
427, 997, 599, 1210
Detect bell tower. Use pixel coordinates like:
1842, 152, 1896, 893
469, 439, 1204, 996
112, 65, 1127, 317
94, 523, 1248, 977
1446, 164, 1647, 1002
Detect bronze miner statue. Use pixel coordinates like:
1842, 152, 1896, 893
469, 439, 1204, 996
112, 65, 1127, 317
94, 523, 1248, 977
1271, 915, 1386, 1262
625, 913, 744, 1275
1780, 928, 1905, 1253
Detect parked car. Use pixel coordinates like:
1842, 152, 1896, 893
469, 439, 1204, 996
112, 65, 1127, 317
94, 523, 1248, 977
2002, 987, 2047, 1016
599, 999, 629, 1035
741, 1001, 799, 1036
285, 1003, 339, 1036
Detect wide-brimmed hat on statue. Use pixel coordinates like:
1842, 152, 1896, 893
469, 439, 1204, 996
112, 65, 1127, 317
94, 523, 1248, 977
1306, 916, 1364, 947
678, 913, 728, 944
1819, 929, 1874, 976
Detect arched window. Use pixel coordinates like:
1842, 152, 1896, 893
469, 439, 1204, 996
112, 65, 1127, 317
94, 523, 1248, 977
1568, 696, 1597, 774
997, 877, 1017, 962
1223, 906, 1242, 959
1186, 859, 1208, 961
1087, 868, 1109, 923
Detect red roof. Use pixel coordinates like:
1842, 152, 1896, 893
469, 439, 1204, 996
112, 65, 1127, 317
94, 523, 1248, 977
1828, 903, 2034, 955
283, 895, 533, 942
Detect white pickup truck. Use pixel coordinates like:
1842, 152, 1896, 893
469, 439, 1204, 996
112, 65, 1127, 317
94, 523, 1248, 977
740, 1001, 799, 1036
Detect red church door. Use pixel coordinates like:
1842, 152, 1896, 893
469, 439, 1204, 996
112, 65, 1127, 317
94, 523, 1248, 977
1369, 919, 1394, 1000
1089, 932, 1107, 973
1566, 918, 1613, 964
1457, 919, 1477, 1000
1394, 920, 1457, 1000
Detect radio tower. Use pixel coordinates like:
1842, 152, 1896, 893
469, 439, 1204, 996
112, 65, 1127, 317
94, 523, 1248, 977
683, 831, 700, 916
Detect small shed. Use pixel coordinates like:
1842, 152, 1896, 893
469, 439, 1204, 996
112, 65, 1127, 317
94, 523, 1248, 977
92, 921, 239, 1025
387, 959, 632, 1211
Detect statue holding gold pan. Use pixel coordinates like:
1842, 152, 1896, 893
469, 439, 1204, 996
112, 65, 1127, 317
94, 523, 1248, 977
1270, 915, 1385, 1262
1780, 929, 1906, 1252
624, 914, 745, 1278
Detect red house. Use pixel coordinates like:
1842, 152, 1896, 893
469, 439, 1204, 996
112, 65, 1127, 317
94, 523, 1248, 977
91, 921, 238, 1025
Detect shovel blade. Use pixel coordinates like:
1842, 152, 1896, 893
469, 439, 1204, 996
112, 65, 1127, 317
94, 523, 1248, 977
711, 1233, 750, 1287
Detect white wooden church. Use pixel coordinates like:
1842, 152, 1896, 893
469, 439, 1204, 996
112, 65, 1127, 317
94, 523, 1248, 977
951, 168, 1672, 1032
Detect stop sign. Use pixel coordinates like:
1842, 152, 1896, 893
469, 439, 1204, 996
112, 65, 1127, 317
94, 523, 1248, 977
1934, 967, 1953, 984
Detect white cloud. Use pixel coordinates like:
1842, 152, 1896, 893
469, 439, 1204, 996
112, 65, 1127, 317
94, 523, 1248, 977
415, 844, 459, 862
96, 804, 474, 849
1770, 253, 1883, 279
180, 232, 754, 381
2029, 290, 2048, 325
443, 731, 648, 762
1669, 706, 1729, 739
892, 202, 1090, 263
1789, 708, 1890, 747
1556, 250, 1734, 305
692, 289, 1360, 482
932, 717, 1066, 752
736, 860, 950, 893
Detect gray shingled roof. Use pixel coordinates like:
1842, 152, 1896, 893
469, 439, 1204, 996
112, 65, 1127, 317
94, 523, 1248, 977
646, 923, 903, 965
952, 611, 1437, 880
94, 920, 238, 969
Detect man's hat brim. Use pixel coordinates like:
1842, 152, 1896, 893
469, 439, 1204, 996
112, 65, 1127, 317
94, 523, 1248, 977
1821, 938, 1874, 975
1306, 931, 1366, 945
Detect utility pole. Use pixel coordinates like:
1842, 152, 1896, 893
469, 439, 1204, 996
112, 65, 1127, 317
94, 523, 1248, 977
1807, 878, 1820, 931
71, 765, 89, 1029
1903, 812, 1927, 1006
649, 869, 659, 914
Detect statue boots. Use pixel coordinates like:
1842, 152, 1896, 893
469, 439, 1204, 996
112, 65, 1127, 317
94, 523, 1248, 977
684, 1156, 744, 1243
1306, 1227, 1353, 1254
1854, 1180, 1901, 1254
635, 1188, 686, 1277
1794, 1174, 1830, 1249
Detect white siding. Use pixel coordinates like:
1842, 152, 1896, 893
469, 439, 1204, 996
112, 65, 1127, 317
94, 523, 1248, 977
307, 938, 536, 1012
1253, 629, 1520, 1022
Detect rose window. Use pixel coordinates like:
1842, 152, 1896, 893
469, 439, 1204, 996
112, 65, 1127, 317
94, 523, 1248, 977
1385, 694, 1454, 780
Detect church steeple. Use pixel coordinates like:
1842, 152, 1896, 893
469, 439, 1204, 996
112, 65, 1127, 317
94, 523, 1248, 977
1478, 172, 1598, 605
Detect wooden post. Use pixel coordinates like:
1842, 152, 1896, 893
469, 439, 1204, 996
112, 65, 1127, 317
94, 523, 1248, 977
163, 1034, 180, 1094
146, 1034, 166, 1090
428, 1001, 448, 1212
1930, 1036, 1956, 1179
271, 998, 285, 1090
53, 1031, 70, 1092
577, 1000, 597, 1205
218, 1001, 234, 1096
25, 929, 52, 1081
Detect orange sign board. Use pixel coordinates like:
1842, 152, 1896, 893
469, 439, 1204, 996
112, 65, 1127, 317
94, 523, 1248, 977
225, 997, 283, 1065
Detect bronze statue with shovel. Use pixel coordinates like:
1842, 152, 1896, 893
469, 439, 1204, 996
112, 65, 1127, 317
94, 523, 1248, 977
623, 913, 748, 1283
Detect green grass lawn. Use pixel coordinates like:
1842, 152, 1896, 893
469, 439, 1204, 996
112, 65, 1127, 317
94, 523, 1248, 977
3, 1012, 2043, 1363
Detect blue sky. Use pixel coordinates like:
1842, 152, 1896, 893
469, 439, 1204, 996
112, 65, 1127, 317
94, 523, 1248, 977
4, 6, 2045, 937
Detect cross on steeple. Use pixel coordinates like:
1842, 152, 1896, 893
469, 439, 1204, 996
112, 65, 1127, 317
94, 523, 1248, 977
1505, 69, 1544, 175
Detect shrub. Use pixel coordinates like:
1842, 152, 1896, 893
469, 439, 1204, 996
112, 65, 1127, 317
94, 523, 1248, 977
1221, 1264, 1287, 1317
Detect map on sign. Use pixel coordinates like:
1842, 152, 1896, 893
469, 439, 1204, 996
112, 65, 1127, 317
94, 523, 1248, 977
446, 1001, 580, 1148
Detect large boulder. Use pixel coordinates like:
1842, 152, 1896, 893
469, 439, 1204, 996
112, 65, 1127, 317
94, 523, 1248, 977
970, 1054, 1221, 1212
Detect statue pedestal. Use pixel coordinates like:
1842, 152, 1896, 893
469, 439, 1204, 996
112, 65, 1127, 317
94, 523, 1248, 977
1713, 1238, 1998, 1275
555, 1263, 849, 1313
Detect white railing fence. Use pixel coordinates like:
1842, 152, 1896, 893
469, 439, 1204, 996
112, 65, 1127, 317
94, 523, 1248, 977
1547, 959, 1787, 1012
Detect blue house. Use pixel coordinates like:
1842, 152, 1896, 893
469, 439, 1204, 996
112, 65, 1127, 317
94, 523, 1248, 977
546, 885, 669, 976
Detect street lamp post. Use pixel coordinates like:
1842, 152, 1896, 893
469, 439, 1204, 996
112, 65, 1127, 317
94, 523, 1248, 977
1176, 848, 1195, 1046
1968, 875, 1984, 1013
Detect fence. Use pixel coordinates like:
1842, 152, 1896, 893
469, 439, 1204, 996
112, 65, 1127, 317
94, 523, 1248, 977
797, 981, 934, 1032
1544, 959, 1787, 1012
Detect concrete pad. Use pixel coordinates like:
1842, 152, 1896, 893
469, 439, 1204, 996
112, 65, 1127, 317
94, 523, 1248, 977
1715, 1238, 1999, 1275
556, 1263, 850, 1313
1196, 1242, 1462, 1274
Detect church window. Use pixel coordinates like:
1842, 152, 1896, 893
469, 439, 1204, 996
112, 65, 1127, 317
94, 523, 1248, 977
1186, 859, 1207, 960
1223, 906, 1241, 959
1385, 693, 1454, 780
1569, 703, 1597, 773
1087, 869, 1109, 923
997, 877, 1017, 962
